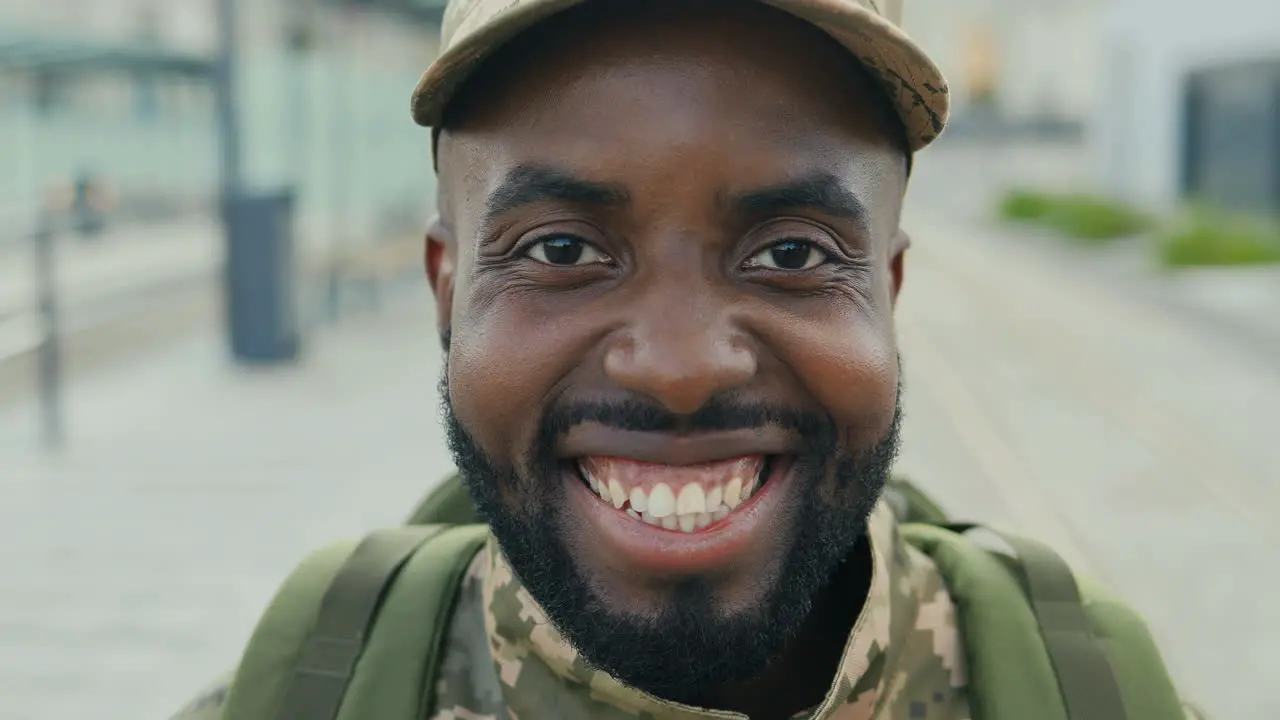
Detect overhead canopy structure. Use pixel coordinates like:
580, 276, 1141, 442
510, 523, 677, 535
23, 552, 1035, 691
0, 31, 214, 76
402, 0, 447, 20
330, 0, 447, 23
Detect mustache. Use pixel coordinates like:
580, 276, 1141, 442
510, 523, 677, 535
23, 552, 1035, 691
538, 394, 836, 451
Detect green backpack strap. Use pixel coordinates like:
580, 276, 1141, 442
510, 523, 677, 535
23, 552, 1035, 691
944, 523, 1127, 720
221, 523, 489, 720
904, 523, 1186, 720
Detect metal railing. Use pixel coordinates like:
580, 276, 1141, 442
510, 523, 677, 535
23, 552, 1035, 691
0, 212, 67, 447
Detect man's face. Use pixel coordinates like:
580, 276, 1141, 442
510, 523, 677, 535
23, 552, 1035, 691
428, 0, 909, 703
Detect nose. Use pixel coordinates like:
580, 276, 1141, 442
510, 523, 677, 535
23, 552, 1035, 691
603, 291, 758, 416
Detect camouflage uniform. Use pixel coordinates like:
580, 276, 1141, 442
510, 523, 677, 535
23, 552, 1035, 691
174, 501, 972, 720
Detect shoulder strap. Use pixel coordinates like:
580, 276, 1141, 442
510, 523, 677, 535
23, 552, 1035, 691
275, 526, 447, 719
905, 522, 1187, 720
903, 522, 1069, 720
941, 524, 1127, 720
335, 523, 488, 720
222, 524, 488, 720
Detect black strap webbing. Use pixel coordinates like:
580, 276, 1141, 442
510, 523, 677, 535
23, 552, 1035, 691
944, 523, 1129, 720
275, 526, 444, 720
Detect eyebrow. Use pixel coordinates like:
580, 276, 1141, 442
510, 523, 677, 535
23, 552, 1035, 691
482, 164, 630, 227
732, 173, 870, 230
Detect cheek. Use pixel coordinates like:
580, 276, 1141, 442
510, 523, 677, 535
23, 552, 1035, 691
447, 321, 535, 460
777, 309, 898, 440
447, 283, 588, 464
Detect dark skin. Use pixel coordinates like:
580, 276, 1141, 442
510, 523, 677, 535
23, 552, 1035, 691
427, 2, 910, 716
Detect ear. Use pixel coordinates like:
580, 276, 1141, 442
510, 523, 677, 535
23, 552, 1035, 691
426, 214, 456, 339
889, 228, 910, 307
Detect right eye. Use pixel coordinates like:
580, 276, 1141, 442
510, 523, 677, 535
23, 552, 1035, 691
525, 235, 611, 266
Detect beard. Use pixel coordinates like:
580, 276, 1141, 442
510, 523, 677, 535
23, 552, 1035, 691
439, 357, 902, 704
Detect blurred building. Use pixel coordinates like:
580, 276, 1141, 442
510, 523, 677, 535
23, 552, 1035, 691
20, 0, 1273, 226
1094, 0, 1280, 214
0, 0, 445, 243
904, 0, 1105, 137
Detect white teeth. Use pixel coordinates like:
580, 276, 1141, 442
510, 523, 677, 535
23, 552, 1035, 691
676, 483, 706, 515
725, 477, 743, 509
647, 483, 676, 518
608, 479, 627, 509
585, 466, 768, 534
705, 485, 723, 511
629, 487, 648, 513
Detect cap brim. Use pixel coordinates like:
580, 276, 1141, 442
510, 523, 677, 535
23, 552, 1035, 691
410, 0, 948, 151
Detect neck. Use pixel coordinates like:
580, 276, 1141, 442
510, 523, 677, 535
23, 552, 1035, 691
704, 538, 873, 720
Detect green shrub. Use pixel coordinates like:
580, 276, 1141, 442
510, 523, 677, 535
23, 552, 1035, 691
997, 190, 1150, 243
999, 190, 1056, 222
1042, 195, 1151, 243
1157, 212, 1280, 267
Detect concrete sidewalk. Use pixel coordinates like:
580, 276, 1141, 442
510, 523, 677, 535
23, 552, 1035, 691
898, 196, 1280, 720
1, 288, 453, 720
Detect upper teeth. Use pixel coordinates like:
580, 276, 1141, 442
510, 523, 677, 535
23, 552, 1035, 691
581, 463, 760, 533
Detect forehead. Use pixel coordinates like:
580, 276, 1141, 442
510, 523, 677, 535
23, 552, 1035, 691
437, 1, 905, 228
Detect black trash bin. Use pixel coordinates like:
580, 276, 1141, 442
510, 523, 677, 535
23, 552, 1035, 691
223, 190, 302, 364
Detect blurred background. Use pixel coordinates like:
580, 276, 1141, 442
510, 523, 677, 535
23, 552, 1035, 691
1, 1, 1277, 718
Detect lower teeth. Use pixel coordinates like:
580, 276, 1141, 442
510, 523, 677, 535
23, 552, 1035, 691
636, 494, 746, 533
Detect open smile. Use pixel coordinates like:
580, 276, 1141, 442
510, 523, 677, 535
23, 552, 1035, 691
558, 426, 800, 574
577, 454, 776, 533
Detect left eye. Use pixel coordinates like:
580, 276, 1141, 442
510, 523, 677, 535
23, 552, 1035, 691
747, 240, 827, 270
525, 235, 610, 266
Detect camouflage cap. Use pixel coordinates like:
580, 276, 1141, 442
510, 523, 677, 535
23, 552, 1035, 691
410, 0, 950, 151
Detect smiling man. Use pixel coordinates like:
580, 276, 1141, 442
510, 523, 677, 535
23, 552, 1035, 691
173, 1, 1202, 719
422, 1, 936, 715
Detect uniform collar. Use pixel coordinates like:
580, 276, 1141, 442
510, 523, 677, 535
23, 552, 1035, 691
480, 500, 966, 719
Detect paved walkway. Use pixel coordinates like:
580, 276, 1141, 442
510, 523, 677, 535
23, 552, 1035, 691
0, 293, 453, 720
896, 210, 1279, 720
2, 142, 1276, 719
